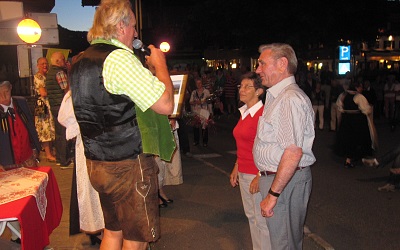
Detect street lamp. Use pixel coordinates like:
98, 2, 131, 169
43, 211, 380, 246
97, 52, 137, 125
17, 18, 42, 96
160, 42, 170, 52
388, 35, 394, 50
17, 18, 42, 43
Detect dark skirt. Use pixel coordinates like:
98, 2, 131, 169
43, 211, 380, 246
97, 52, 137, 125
336, 112, 373, 159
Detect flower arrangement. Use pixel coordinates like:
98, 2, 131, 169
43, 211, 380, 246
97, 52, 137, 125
184, 112, 202, 127
184, 111, 216, 132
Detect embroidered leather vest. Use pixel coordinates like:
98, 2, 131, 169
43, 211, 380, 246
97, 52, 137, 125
70, 43, 142, 161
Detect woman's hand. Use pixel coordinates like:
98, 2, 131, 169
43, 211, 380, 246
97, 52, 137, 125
169, 119, 177, 130
249, 175, 260, 194
230, 163, 239, 187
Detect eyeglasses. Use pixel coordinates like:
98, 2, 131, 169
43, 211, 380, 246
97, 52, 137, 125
237, 85, 255, 90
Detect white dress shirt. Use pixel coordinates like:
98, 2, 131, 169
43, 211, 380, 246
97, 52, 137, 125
253, 76, 316, 172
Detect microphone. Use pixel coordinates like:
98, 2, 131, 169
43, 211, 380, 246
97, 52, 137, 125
133, 39, 150, 55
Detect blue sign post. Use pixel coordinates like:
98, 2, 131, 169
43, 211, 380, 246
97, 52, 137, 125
339, 46, 351, 60
338, 45, 351, 75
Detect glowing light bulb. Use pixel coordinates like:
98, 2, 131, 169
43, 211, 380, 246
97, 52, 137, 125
17, 18, 42, 43
160, 42, 170, 52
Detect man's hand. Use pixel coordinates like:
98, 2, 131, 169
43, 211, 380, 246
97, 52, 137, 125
260, 194, 278, 217
66, 60, 71, 72
145, 45, 167, 72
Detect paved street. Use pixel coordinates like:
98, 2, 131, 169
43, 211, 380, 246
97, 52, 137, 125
1, 114, 399, 249
42, 125, 323, 250
305, 117, 400, 250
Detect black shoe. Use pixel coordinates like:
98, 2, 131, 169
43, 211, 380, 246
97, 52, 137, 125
10, 238, 21, 244
344, 162, 355, 169
89, 234, 102, 245
159, 194, 173, 203
184, 152, 193, 158
60, 161, 74, 169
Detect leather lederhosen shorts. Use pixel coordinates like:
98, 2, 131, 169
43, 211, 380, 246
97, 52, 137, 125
86, 154, 159, 242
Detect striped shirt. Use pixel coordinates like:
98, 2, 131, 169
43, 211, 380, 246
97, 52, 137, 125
93, 39, 166, 112
224, 77, 237, 99
253, 76, 316, 172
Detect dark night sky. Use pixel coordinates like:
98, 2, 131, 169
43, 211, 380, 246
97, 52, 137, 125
56, 0, 400, 57
78, 0, 400, 51
141, 0, 397, 51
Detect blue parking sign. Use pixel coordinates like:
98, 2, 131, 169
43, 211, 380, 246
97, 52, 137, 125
339, 46, 351, 60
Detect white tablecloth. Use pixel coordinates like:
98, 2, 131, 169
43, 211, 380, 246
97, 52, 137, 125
0, 168, 48, 220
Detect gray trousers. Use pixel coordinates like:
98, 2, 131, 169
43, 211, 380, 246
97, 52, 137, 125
259, 167, 312, 250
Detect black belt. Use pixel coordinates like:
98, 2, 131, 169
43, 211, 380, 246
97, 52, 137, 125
259, 166, 308, 176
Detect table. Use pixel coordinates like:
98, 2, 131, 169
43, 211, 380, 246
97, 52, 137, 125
0, 167, 63, 250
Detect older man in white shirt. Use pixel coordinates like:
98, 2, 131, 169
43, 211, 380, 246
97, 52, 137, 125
254, 43, 316, 250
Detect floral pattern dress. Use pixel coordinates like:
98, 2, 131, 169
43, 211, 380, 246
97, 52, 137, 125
34, 72, 55, 142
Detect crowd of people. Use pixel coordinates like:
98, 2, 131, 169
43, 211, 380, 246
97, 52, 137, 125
296, 65, 400, 194
297, 66, 400, 132
2, 48, 399, 250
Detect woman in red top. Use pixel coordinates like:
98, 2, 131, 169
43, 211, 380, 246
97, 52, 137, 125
230, 72, 271, 250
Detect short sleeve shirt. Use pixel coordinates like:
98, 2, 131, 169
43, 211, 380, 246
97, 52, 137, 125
94, 39, 166, 112
253, 76, 316, 172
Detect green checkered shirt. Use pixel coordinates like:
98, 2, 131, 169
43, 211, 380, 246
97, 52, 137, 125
90, 38, 176, 161
91, 38, 165, 112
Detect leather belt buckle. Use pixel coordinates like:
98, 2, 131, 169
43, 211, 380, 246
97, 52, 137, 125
259, 166, 309, 176
297, 166, 309, 171
259, 171, 276, 176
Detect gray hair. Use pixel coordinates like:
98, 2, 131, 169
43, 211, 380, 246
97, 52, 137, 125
258, 43, 298, 75
87, 0, 133, 42
0, 81, 11, 88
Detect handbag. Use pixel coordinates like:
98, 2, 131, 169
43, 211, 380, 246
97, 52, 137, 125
34, 98, 48, 118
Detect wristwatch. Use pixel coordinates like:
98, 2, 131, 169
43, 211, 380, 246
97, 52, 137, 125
268, 188, 280, 198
